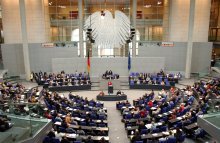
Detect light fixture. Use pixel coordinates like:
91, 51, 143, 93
48, 2, 52, 6
157, 1, 162, 5
58, 5, 66, 9
144, 4, 151, 8
101, 11, 105, 19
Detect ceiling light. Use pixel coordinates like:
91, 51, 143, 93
157, 1, 162, 5
144, 4, 151, 8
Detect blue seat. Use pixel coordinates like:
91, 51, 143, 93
43, 136, 51, 143
125, 114, 132, 119
178, 134, 186, 142
159, 139, 167, 143
90, 114, 97, 119
58, 127, 66, 133
53, 138, 61, 143
160, 126, 167, 132
134, 113, 140, 119
99, 115, 106, 120
140, 129, 148, 135
130, 80, 134, 85
167, 137, 176, 143
89, 122, 96, 126
74, 141, 82, 143
80, 121, 87, 126
152, 128, 160, 133
98, 123, 106, 127
135, 141, 143, 143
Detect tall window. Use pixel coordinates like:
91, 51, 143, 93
71, 29, 86, 57
129, 30, 140, 56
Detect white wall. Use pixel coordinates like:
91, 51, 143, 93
169, 0, 211, 42
52, 57, 165, 77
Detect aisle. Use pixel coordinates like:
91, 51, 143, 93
104, 101, 130, 143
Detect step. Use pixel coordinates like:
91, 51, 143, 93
91, 87, 100, 91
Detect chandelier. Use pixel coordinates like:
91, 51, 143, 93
84, 10, 133, 49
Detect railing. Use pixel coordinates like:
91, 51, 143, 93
0, 101, 50, 143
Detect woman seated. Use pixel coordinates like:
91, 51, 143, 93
99, 91, 105, 96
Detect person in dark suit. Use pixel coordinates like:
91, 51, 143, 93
109, 70, 113, 75
131, 131, 142, 143
174, 127, 183, 141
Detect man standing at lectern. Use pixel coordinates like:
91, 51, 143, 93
108, 81, 113, 94
108, 81, 112, 86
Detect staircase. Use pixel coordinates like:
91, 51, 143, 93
90, 76, 130, 91
90, 77, 100, 91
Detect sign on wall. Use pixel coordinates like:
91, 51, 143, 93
161, 42, 174, 47
42, 43, 54, 48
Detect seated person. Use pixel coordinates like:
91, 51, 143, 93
99, 91, 105, 96
116, 90, 122, 95
77, 126, 85, 135
131, 131, 142, 143
65, 113, 72, 125
0, 117, 10, 131
174, 127, 183, 141
29, 96, 38, 103
85, 136, 94, 143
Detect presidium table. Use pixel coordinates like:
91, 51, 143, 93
96, 94, 127, 101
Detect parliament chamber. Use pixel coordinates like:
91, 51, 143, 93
0, 0, 220, 143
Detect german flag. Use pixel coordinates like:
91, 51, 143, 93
87, 50, 90, 74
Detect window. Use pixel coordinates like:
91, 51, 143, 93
71, 29, 86, 57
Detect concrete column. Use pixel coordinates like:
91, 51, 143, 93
19, 0, 31, 80
193, 0, 211, 42
25, 0, 50, 43
169, 0, 190, 42
132, 0, 137, 57
2, 0, 50, 43
185, 0, 196, 78
2, 0, 22, 44
162, 0, 170, 41
78, 0, 84, 57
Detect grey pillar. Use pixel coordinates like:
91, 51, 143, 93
162, 0, 170, 41
132, 0, 137, 57
78, 0, 84, 57
19, 0, 31, 80
185, 0, 196, 78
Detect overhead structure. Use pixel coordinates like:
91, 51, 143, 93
84, 10, 132, 49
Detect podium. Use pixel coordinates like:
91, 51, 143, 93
108, 85, 113, 94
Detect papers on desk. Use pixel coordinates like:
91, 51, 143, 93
177, 117, 182, 120
145, 124, 152, 129
162, 132, 169, 135
152, 133, 158, 136
169, 111, 173, 114
151, 107, 157, 110
54, 122, 61, 126
163, 113, 168, 115
172, 129, 177, 134
66, 133, 77, 138
157, 122, 162, 126
129, 106, 135, 109
36, 92, 40, 96
158, 114, 162, 117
